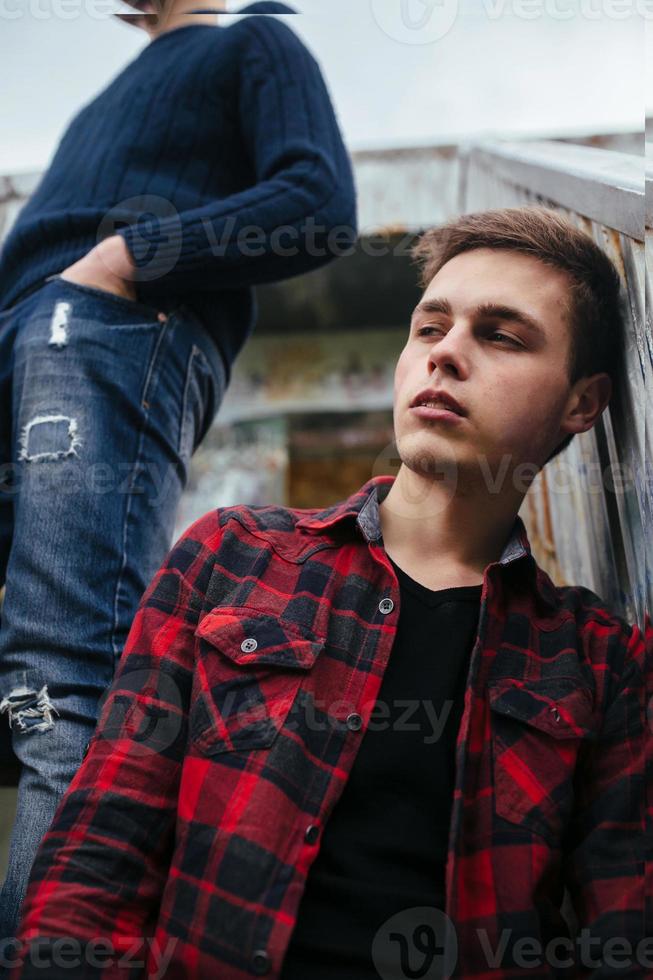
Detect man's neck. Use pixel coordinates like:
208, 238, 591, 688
378, 464, 526, 579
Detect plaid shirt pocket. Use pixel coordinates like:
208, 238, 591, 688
190, 607, 325, 757
488, 677, 598, 845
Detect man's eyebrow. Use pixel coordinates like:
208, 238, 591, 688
411, 298, 453, 320
412, 298, 546, 340
474, 303, 546, 339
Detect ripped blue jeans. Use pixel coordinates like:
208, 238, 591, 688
0, 275, 227, 940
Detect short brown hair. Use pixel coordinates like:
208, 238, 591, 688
411, 206, 625, 463
115, 0, 173, 28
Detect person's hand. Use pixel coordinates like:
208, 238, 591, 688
60, 235, 138, 302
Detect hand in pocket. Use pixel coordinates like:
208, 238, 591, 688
61, 235, 138, 302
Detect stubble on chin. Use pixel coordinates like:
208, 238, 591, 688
394, 429, 460, 479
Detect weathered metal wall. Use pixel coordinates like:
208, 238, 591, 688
352, 145, 459, 232
2, 144, 649, 631
0, 172, 40, 243
463, 142, 649, 631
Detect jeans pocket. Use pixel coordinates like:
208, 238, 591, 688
45, 274, 163, 322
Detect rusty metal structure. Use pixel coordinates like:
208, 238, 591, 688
0, 172, 40, 242
1, 138, 649, 632
460, 141, 648, 631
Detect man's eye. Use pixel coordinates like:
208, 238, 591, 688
488, 331, 523, 347
417, 325, 523, 348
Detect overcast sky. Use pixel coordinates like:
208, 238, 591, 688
1, 0, 643, 175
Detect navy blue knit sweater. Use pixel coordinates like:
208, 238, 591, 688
0, 2, 357, 378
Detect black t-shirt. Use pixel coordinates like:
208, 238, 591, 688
280, 556, 482, 980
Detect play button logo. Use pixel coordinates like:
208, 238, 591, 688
371, 0, 460, 44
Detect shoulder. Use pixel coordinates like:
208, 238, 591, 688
224, 3, 315, 71
552, 582, 638, 647
176, 502, 317, 555
551, 582, 647, 699
217, 500, 313, 539
552, 582, 630, 628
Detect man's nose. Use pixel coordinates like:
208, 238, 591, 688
427, 322, 469, 377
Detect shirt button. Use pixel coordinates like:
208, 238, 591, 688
241, 637, 258, 653
378, 598, 394, 615
346, 712, 363, 732
304, 824, 320, 845
251, 950, 271, 975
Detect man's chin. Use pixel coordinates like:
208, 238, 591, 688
394, 440, 460, 480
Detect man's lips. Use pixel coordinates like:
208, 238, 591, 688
410, 404, 466, 423
410, 388, 467, 416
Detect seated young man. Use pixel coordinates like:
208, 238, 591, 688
8, 207, 648, 979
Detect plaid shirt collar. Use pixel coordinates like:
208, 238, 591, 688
296, 474, 557, 608
296, 474, 529, 558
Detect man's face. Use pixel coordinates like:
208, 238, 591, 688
393, 247, 577, 481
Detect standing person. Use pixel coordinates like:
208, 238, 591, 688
8, 208, 648, 979
0, 0, 357, 941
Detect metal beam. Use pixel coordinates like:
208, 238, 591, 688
467, 141, 643, 241
645, 142, 653, 230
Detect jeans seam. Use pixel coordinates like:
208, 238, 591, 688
179, 344, 203, 457
110, 318, 172, 660
140, 314, 173, 408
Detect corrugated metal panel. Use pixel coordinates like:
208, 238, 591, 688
2, 146, 648, 630
351, 145, 460, 231
350, 135, 644, 234
464, 141, 642, 239
464, 143, 649, 630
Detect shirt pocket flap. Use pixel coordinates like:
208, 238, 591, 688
195, 606, 325, 670
488, 677, 597, 740
191, 609, 324, 756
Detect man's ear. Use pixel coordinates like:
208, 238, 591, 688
558, 372, 612, 439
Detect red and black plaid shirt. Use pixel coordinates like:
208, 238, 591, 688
12, 476, 650, 979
